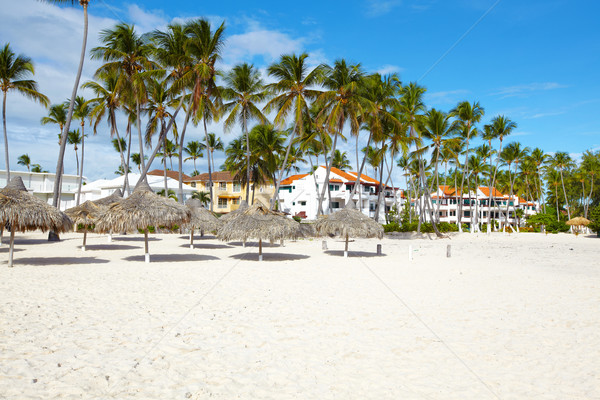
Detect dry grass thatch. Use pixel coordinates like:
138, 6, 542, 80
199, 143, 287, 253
65, 200, 102, 226
217, 202, 302, 243
314, 202, 383, 239
186, 198, 220, 231
91, 188, 123, 208
218, 200, 249, 222
566, 216, 591, 226
94, 181, 190, 233
0, 177, 72, 233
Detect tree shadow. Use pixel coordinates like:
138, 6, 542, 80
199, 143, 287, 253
227, 241, 282, 248
122, 253, 220, 263
324, 250, 385, 258
3, 257, 110, 266
178, 243, 233, 250
113, 236, 161, 242
0, 247, 25, 253
229, 252, 309, 262
83, 244, 139, 251
178, 234, 217, 240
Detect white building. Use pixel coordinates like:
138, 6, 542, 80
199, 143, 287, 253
0, 170, 85, 210
278, 166, 404, 220
419, 185, 539, 229
80, 173, 196, 204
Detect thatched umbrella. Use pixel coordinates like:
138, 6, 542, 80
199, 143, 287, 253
217, 202, 302, 261
219, 200, 248, 222
94, 181, 191, 262
0, 177, 73, 267
65, 201, 102, 251
314, 201, 383, 257
185, 198, 220, 248
91, 189, 123, 242
566, 216, 591, 234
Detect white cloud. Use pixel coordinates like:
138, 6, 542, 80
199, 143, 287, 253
225, 28, 304, 63
127, 4, 168, 34
366, 0, 402, 17
493, 82, 568, 98
425, 89, 470, 105
375, 64, 403, 75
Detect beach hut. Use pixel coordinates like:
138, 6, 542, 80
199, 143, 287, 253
65, 201, 102, 251
185, 198, 220, 248
566, 216, 591, 234
217, 202, 302, 261
92, 188, 123, 208
0, 177, 73, 267
314, 201, 383, 257
218, 200, 248, 222
94, 181, 191, 263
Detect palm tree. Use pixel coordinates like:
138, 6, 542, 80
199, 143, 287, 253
581, 150, 599, 217
205, 133, 224, 176
264, 53, 325, 210
330, 149, 351, 170
551, 151, 575, 220
31, 164, 47, 173
183, 140, 204, 175
450, 100, 484, 231
72, 96, 91, 205
315, 59, 365, 215
91, 22, 160, 179
485, 115, 517, 232
130, 153, 145, 172
41, 103, 68, 145
0, 43, 49, 181
67, 129, 82, 178
222, 63, 268, 202
529, 147, 549, 214
192, 190, 210, 206
158, 138, 179, 170
43, 0, 91, 212
184, 18, 226, 210
17, 154, 31, 171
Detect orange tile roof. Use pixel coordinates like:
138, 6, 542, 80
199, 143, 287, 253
184, 171, 237, 183
478, 186, 503, 197
438, 185, 461, 196
148, 169, 192, 181
350, 171, 380, 185
280, 174, 308, 185
329, 179, 343, 183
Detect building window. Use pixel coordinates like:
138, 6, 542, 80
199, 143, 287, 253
232, 197, 240, 205
233, 182, 241, 192
331, 201, 340, 209
217, 198, 227, 208
369, 203, 376, 211
329, 184, 340, 191
219, 182, 227, 191
299, 201, 306, 206
259, 187, 264, 193
191, 182, 196, 188
464, 211, 470, 217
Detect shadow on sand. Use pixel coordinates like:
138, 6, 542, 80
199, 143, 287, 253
178, 235, 217, 240
229, 252, 309, 262
122, 253, 220, 263
324, 250, 385, 258
4, 257, 110, 266
227, 241, 282, 248
82, 244, 139, 251
0, 247, 24, 253
113, 236, 161, 242
179, 243, 233, 250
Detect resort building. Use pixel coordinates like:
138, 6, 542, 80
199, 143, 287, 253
80, 173, 196, 204
0, 169, 86, 210
278, 166, 404, 220
418, 185, 539, 229
184, 171, 275, 213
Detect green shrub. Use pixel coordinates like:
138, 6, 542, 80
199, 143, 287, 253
546, 220, 570, 233
589, 206, 600, 233
292, 216, 302, 223
383, 221, 401, 232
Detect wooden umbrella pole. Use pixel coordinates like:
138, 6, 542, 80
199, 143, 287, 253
144, 229, 150, 263
190, 228, 194, 249
8, 229, 16, 267
82, 217, 87, 251
344, 233, 349, 258
259, 238, 263, 262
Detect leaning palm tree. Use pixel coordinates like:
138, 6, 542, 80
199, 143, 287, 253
1, 44, 49, 182
551, 151, 575, 221
72, 96, 91, 205
330, 149, 351, 170
264, 53, 325, 210
41, 0, 90, 212
41, 103, 68, 146
67, 129, 82, 178
17, 154, 31, 171
222, 63, 268, 202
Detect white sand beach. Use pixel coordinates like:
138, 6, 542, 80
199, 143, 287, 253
0, 231, 599, 399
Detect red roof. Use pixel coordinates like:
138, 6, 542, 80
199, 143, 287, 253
281, 174, 308, 185
148, 169, 192, 181
478, 186, 503, 197
329, 179, 343, 183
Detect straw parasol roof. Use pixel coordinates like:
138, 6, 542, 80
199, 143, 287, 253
566, 216, 591, 226
217, 202, 302, 260
0, 177, 73, 267
65, 201, 102, 226
91, 188, 123, 208
94, 180, 191, 262
186, 198, 220, 231
314, 201, 383, 257
218, 200, 248, 222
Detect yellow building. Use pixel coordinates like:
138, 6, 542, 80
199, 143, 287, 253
184, 171, 275, 213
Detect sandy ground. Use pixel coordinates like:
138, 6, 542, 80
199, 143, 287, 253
0, 230, 598, 399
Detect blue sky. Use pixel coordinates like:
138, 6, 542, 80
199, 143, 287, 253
1, 0, 599, 183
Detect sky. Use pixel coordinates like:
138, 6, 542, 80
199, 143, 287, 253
1, 0, 599, 185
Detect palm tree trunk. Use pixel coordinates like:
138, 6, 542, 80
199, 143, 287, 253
350, 132, 373, 210
271, 119, 299, 211
52, 3, 88, 211
76, 124, 85, 205
559, 169, 571, 220
124, 121, 132, 195
244, 115, 251, 203
3, 91, 10, 182
586, 177, 594, 218
457, 125, 472, 231
135, 100, 146, 182
162, 122, 168, 196
203, 117, 214, 212
488, 138, 504, 231
112, 119, 128, 189
317, 132, 339, 215
177, 90, 191, 203
555, 184, 560, 220
374, 155, 385, 222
